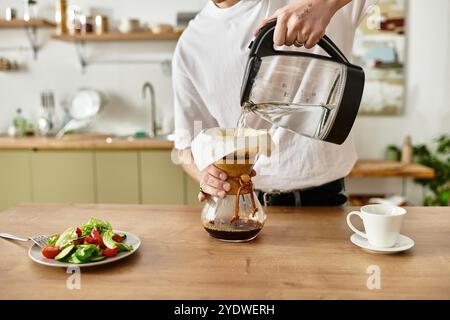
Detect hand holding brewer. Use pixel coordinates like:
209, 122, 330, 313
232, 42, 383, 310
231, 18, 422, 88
255, 0, 351, 49
198, 165, 230, 202
198, 165, 256, 202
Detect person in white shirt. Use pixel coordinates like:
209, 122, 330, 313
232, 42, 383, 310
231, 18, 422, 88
173, 0, 376, 206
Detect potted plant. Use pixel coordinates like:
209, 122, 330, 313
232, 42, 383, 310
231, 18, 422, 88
413, 135, 450, 206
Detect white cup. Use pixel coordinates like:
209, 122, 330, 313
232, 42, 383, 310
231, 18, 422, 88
346, 204, 406, 248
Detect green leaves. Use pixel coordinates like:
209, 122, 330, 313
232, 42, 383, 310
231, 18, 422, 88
74, 244, 101, 262
414, 135, 450, 206
80, 217, 112, 236
103, 230, 132, 252
47, 235, 59, 246
54, 227, 78, 248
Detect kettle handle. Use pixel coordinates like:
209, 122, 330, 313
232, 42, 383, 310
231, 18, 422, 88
252, 19, 350, 64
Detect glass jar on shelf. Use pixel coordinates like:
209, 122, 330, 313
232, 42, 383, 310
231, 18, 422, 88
23, 0, 38, 21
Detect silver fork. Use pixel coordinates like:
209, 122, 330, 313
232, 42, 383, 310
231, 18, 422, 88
0, 233, 49, 248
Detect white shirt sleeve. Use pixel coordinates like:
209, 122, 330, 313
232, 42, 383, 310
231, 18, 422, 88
350, 0, 380, 28
172, 48, 218, 150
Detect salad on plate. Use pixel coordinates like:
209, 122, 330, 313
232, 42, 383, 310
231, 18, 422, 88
41, 217, 133, 264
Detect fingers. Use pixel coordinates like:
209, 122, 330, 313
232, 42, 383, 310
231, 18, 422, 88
285, 14, 301, 46
198, 192, 207, 202
199, 165, 230, 199
205, 173, 230, 191
254, 17, 276, 36
199, 168, 257, 202
255, 1, 332, 48
304, 31, 324, 49
273, 13, 288, 46
200, 180, 227, 199
207, 165, 227, 181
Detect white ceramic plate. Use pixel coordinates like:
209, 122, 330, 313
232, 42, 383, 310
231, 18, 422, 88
69, 89, 102, 120
28, 230, 141, 268
350, 233, 414, 254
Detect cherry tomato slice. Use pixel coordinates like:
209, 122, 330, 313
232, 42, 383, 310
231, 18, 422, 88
41, 245, 61, 259
112, 234, 123, 243
91, 229, 105, 248
76, 227, 82, 237
102, 247, 118, 257
84, 236, 96, 244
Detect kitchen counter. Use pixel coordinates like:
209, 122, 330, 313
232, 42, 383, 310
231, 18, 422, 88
349, 159, 435, 179
1, 203, 449, 299
0, 134, 174, 150
0, 135, 435, 179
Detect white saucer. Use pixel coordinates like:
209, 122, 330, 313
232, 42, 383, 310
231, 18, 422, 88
350, 233, 414, 254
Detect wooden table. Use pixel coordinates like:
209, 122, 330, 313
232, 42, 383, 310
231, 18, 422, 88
1, 204, 449, 300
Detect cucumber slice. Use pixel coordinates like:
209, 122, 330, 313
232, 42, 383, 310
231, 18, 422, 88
55, 244, 75, 261
90, 255, 106, 262
67, 254, 83, 264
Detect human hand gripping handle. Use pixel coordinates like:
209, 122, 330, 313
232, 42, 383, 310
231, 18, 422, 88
255, 0, 352, 48
198, 165, 256, 202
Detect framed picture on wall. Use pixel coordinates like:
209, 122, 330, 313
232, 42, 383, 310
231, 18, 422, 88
352, 0, 406, 116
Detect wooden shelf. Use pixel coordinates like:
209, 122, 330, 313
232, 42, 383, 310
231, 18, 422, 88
51, 31, 182, 42
348, 160, 435, 179
0, 19, 56, 28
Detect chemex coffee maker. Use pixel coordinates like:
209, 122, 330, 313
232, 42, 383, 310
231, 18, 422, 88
240, 19, 365, 144
192, 128, 273, 242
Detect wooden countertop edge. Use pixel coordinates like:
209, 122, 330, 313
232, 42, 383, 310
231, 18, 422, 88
0, 138, 436, 179
0, 136, 174, 150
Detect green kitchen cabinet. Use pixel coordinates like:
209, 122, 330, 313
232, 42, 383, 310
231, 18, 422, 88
140, 150, 185, 204
95, 151, 139, 204
185, 174, 200, 205
31, 151, 95, 203
0, 151, 32, 212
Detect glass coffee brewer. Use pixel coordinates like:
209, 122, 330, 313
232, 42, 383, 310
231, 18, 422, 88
191, 128, 273, 242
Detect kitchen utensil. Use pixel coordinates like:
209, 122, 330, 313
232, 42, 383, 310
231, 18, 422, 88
56, 88, 102, 138
350, 233, 414, 254
347, 204, 406, 248
38, 91, 56, 135
28, 230, 141, 267
193, 128, 272, 242
240, 19, 365, 145
0, 233, 49, 248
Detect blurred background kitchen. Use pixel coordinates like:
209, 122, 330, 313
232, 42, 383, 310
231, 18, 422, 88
0, 0, 449, 211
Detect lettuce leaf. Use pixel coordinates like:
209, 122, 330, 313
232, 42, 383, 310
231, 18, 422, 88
55, 227, 78, 248
81, 217, 112, 236
103, 230, 133, 252
74, 244, 101, 262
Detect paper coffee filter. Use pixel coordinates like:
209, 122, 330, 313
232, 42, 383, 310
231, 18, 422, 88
191, 127, 273, 171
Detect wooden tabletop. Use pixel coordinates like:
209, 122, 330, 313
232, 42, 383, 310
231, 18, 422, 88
1, 204, 449, 300
0, 134, 173, 150
348, 159, 435, 179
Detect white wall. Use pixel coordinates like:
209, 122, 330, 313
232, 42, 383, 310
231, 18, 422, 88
1, 0, 449, 204
347, 0, 450, 204
0, 0, 207, 135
